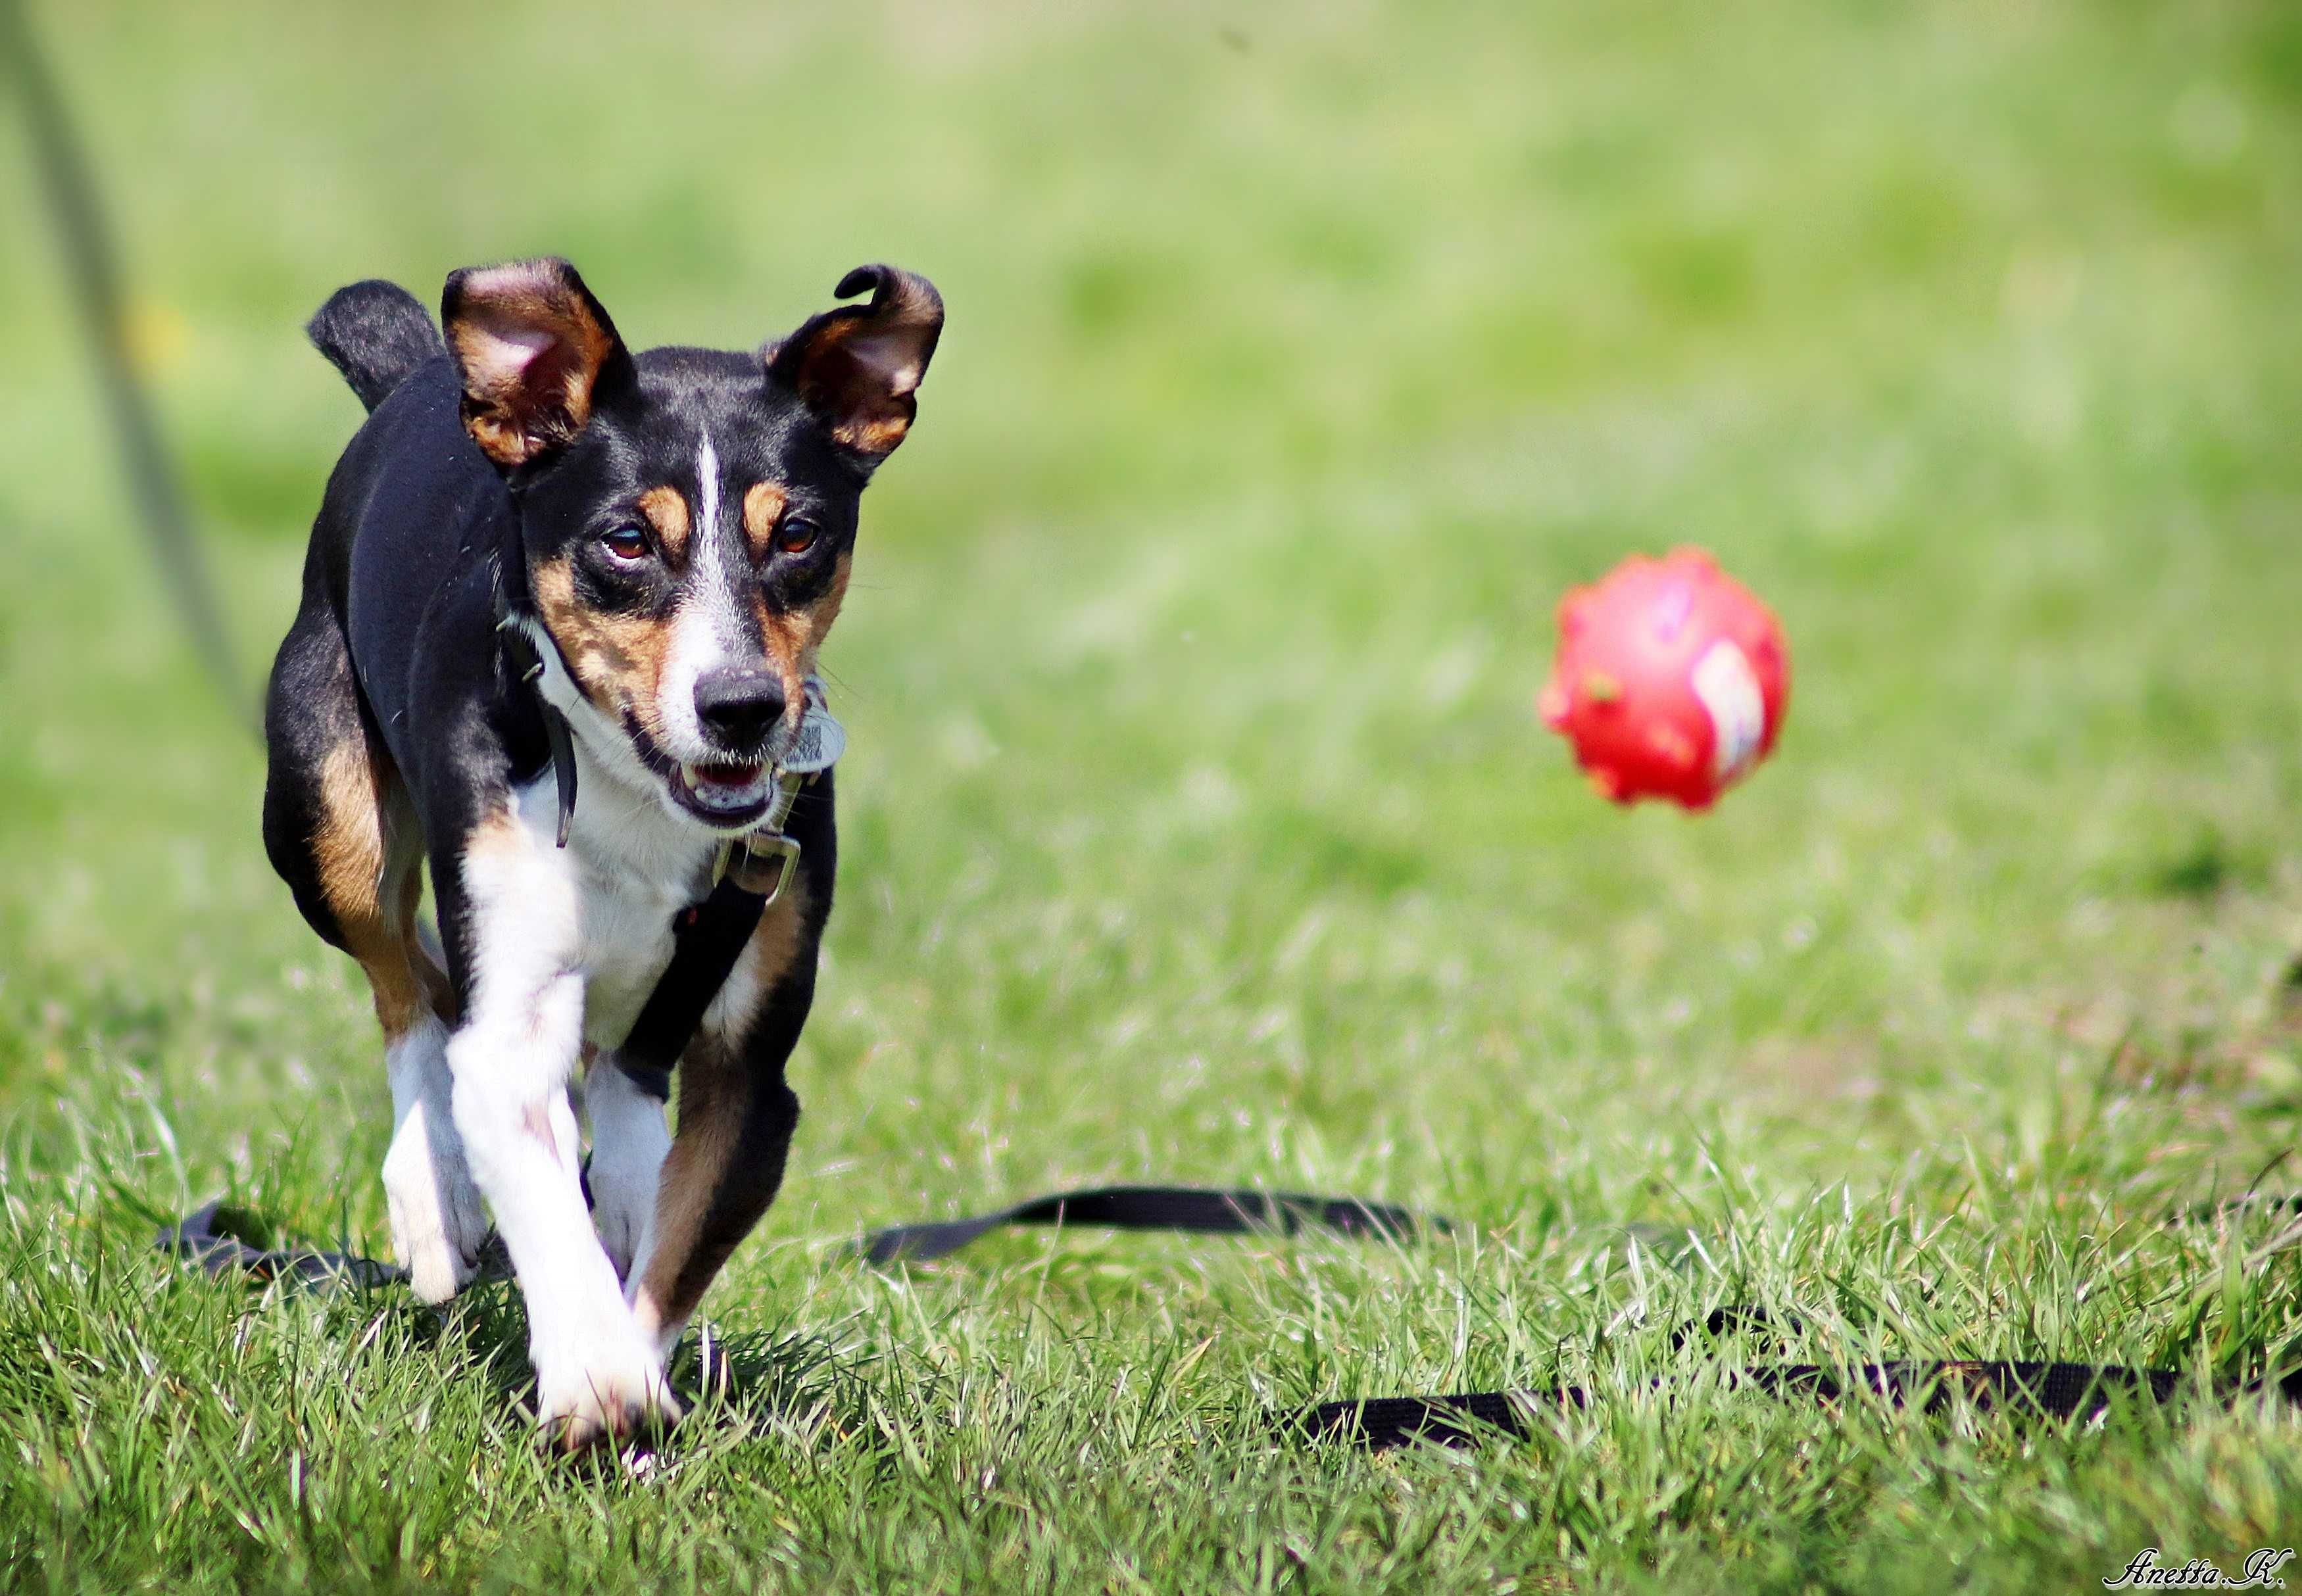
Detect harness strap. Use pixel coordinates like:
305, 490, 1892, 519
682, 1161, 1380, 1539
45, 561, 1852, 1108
612, 781, 810, 1101
613, 873, 773, 1101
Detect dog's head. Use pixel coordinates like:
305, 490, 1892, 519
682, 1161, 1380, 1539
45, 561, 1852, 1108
441, 257, 940, 831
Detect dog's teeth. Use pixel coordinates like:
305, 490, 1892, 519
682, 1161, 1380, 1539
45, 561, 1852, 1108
672, 759, 770, 813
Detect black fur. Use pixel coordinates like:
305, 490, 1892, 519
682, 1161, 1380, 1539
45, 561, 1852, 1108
306, 279, 447, 413
263, 259, 941, 1417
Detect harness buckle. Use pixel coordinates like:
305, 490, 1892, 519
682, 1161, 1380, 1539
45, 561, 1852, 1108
727, 833, 800, 905
707, 764, 809, 896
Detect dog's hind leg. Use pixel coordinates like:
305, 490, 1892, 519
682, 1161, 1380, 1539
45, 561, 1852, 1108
584, 1052, 671, 1285
262, 599, 485, 1302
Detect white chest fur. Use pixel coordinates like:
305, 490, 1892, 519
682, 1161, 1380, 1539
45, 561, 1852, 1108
504, 610, 735, 1051
508, 760, 718, 1052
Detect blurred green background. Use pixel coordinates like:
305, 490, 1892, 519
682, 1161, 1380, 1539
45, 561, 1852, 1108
11, 0, 2300, 1185
3, 1, 2302, 1585
7, 0, 2302, 1261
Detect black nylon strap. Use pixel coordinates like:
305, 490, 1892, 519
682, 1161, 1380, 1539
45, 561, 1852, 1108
613, 877, 772, 1101
1290, 1359, 2226, 1450
157, 1186, 2302, 1449
540, 707, 577, 848
158, 1201, 404, 1290
489, 558, 579, 848
858, 1185, 1446, 1265
156, 1184, 1438, 1284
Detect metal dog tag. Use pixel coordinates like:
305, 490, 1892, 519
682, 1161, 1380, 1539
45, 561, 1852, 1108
773, 678, 846, 777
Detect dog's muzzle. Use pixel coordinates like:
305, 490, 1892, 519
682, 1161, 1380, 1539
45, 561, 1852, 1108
704, 677, 844, 905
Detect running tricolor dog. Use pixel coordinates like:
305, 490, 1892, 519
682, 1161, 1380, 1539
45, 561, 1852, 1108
261, 258, 941, 1448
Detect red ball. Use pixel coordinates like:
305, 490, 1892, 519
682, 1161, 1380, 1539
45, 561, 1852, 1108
1537, 548, 1789, 810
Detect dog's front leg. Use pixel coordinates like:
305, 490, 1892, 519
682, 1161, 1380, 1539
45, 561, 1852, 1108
625, 1036, 802, 1361
442, 806, 679, 1449
622, 895, 817, 1362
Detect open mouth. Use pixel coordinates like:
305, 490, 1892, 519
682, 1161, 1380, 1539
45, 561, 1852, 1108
614, 710, 797, 829
672, 759, 774, 824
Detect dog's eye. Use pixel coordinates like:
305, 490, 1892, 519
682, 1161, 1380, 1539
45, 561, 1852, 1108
776, 519, 820, 556
601, 526, 649, 562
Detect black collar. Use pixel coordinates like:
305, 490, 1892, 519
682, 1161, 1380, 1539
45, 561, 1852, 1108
489, 555, 580, 848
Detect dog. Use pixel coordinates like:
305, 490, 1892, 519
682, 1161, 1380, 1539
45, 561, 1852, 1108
261, 257, 941, 1447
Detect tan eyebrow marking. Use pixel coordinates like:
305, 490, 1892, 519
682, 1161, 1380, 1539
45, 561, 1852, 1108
636, 486, 691, 559
741, 482, 788, 559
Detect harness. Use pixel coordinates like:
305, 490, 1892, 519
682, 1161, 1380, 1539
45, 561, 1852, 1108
491, 562, 844, 1103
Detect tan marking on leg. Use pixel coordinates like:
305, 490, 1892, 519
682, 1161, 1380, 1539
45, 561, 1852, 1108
636, 486, 691, 562
631, 883, 811, 1340
629, 1053, 747, 1345
744, 875, 811, 997
384, 859, 458, 1027
312, 738, 433, 1038
313, 741, 385, 925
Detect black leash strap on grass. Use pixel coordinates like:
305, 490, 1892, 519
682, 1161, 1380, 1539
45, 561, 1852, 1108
157, 1188, 2302, 1450
856, 1185, 1446, 1265
161, 1200, 508, 1289
159, 1201, 406, 1291
156, 1184, 1438, 1280
1290, 1359, 2227, 1451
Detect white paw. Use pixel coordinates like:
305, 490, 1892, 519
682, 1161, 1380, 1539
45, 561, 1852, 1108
535, 1332, 683, 1452
382, 1098, 489, 1303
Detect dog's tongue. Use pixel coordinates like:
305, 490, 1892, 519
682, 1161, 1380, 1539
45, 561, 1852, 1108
697, 763, 762, 790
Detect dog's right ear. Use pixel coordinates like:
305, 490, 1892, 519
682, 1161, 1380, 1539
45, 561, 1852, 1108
442, 258, 633, 468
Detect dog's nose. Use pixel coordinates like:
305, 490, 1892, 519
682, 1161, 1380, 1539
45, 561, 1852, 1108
693, 668, 786, 749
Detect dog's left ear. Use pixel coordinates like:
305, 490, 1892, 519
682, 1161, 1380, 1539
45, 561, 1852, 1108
764, 265, 943, 466
442, 257, 634, 468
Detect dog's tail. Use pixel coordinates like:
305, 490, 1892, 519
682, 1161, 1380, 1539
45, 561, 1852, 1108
306, 280, 447, 413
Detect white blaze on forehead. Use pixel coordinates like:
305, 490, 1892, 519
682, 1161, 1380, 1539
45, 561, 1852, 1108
689, 430, 747, 625
660, 426, 761, 758
694, 429, 722, 548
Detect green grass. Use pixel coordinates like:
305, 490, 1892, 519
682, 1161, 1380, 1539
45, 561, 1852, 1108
5, 0, 2302, 1587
